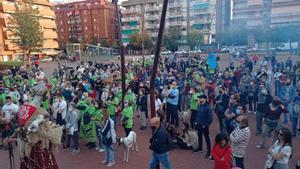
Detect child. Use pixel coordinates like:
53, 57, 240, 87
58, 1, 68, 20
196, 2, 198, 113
65, 103, 80, 154
211, 133, 232, 169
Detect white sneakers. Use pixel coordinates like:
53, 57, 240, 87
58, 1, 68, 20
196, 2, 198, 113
106, 162, 115, 167
102, 160, 115, 167
96, 147, 105, 153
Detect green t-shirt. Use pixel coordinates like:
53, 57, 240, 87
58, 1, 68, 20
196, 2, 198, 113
122, 106, 134, 128
190, 93, 200, 110
108, 97, 119, 116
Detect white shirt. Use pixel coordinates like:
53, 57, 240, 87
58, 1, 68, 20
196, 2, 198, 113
53, 99, 67, 120
272, 140, 292, 164
155, 98, 162, 112
2, 103, 19, 121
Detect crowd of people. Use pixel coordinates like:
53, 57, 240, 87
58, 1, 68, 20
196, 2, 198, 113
0, 52, 299, 169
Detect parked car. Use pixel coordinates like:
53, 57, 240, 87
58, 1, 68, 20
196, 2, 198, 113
41, 57, 53, 62
221, 46, 229, 53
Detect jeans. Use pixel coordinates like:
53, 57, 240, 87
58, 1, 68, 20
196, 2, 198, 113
190, 110, 197, 129
248, 96, 256, 112
256, 111, 264, 134
292, 117, 299, 137
196, 125, 211, 155
274, 80, 280, 96
110, 115, 116, 128
104, 144, 115, 163
96, 125, 104, 149
66, 131, 79, 150
140, 111, 147, 127
166, 103, 179, 127
150, 152, 172, 169
259, 119, 279, 147
234, 156, 244, 169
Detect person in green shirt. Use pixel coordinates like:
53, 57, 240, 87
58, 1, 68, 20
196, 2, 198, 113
80, 98, 97, 148
124, 89, 137, 111
93, 101, 105, 152
106, 91, 119, 127
121, 101, 134, 136
189, 87, 201, 129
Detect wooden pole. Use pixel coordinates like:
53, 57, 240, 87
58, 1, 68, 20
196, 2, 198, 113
149, 0, 168, 167
149, 0, 168, 118
113, 0, 126, 102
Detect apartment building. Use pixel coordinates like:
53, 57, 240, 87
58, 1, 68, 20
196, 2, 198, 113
167, 0, 216, 44
231, 0, 300, 28
54, 0, 117, 48
271, 0, 300, 26
121, 0, 162, 45
0, 0, 58, 61
121, 0, 216, 46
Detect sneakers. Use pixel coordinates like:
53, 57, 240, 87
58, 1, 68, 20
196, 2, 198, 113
71, 149, 80, 155
106, 162, 115, 167
256, 144, 264, 149
101, 160, 108, 164
193, 148, 203, 153
96, 147, 105, 152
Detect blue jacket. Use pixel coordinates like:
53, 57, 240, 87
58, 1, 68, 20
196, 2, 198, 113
196, 103, 213, 127
149, 126, 171, 154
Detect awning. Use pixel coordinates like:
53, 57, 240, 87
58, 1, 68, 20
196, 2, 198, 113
42, 49, 60, 56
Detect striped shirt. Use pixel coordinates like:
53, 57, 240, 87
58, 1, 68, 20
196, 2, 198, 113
230, 126, 251, 158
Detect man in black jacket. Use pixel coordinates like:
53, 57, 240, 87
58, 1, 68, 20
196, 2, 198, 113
137, 89, 148, 130
194, 95, 213, 159
215, 87, 229, 134
149, 117, 172, 169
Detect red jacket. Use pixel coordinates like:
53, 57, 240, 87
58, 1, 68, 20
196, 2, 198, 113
211, 144, 232, 169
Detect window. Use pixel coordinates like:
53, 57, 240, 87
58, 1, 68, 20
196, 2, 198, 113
93, 26, 97, 30
60, 21, 63, 25
93, 18, 96, 22
61, 29, 64, 32
85, 26, 88, 30
84, 18, 87, 23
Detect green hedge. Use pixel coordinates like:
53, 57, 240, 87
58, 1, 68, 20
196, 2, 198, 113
0, 61, 24, 67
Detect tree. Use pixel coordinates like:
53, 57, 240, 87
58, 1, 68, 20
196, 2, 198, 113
91, 36, 98, 45
127, 33, 153, 51
187, 30, 203, 50
220, 26, 248, 46
99, 38, 110, 48
9, 1, 44, 63
163, 28, 182, 51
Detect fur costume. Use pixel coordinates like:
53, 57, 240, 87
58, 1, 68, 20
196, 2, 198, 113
17, 104, 62, 169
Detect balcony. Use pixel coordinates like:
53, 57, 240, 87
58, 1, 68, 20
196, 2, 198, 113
145, 15, 159, 21
44, 30, 58, 39
146, 6, 159, 12
43, 39, 59, 49
168, 3, 181, 8
0, 3, 15, 13
168, 21, 182, 27
122, 25, 139, 30
146, 23, 158, 29
40, 19, 56, 29
122, 17, 140, 22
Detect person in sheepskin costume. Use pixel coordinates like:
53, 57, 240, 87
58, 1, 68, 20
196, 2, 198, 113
15, 77, 63, 169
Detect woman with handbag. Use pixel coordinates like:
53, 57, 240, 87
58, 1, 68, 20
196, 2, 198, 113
265, 127, 292, 169
101, 109, 116, 167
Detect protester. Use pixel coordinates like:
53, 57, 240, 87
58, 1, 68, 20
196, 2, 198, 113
265, 127, 292, 169
194, 94, 212, 158
256, 99, 288, 149
211, 133, 232, 169
166, 81, 179, 128
230, 116, 251, 169
121, 101, 134, 136
175, 122, 198, 150
101, 109, 117, 167
137, 88, 148, 130
215, 86, 229, 133
65, 103, 80, 154
149, 117, 172, 169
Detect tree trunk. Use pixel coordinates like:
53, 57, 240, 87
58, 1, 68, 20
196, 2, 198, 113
23, 50, 30, 65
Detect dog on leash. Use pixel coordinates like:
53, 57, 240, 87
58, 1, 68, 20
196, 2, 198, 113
118, 131, 138, 162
